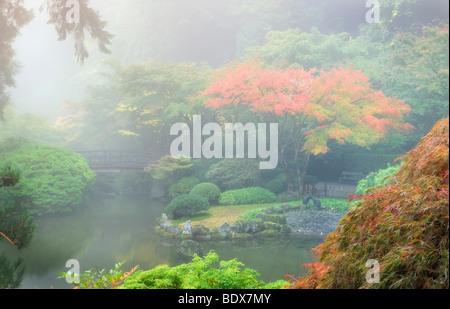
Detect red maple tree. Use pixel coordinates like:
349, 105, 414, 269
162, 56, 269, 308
204, 61, 413, 190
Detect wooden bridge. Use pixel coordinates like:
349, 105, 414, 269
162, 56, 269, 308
76, 150, 164, 173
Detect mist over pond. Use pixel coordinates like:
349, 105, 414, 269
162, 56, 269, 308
0, 195, 319, 289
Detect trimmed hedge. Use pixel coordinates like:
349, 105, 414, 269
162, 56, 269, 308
189, 182, 221, 204
218, 187, 277, 206
264, 174, 287, 194
164, 194, 210, 219
205, 159, 261, 191
168, 176, 200, 199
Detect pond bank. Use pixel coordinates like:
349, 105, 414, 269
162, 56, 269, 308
156, 203, 346, 240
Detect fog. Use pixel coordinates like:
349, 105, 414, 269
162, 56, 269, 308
9, 0, 449, 122
1, 0, 449, 291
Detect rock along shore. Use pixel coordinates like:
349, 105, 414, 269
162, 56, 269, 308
156, 203, 346, 240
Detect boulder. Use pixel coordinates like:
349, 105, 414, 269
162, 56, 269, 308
263, 214, 287, 224
159, 218, 181, 235
264, 206, 275, 214
183, 220, 193, 235
192, 224, 209, 236
177, 240, 203, 258
218, 223, 232, 237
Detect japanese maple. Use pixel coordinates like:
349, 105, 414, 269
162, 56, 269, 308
204, 61, 413, 190
289, 117, 449, 289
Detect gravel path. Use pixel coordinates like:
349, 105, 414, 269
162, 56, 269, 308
285, 209, 346, 238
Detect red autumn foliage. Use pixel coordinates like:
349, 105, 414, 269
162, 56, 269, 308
204, 61, 413, 155
289, 117, 449, 289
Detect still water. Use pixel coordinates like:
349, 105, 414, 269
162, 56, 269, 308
1, 195, 321, 289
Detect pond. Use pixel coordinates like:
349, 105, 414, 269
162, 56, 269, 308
1, 195, 322, 289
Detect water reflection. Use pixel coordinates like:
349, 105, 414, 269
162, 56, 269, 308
1, 195, 322, 289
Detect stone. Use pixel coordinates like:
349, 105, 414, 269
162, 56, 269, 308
256, 213, 265, 221
264, 206, 275, 214
231, 220, 252, 234
218, 223, 232, 237
263, 214, 287, 224
280, 203, 290, 213
166, 226, 182, 235
192, 224, 209, 236
160, 219, 173, 230
159, 218, 182, 235
183, 220, 193, 235
177, 240, 203, 258
280, 224, 291, 234
248, 220, 263, 233
229, 231, 253, 240
257, 229, 280, 238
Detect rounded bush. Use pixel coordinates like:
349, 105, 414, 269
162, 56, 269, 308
205, 159, 261, 191
264, 174, 287, 194
164, 194, 210, 219
218, 187, 277, 206
168, 176, 200, 199
0, 142, 95, 216
189, 182, 221, 204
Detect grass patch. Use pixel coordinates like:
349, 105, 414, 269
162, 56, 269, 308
172, 212, 213, 226
319, 198, 351, 213
185, 202, 281, 229
171, 198, 351, 229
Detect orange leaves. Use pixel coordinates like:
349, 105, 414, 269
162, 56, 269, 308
204, 61, 315, 116
0, 232, 15, 246
203, 61, 413, 156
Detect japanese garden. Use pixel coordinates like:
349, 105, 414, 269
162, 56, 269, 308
0, 0, 448, 291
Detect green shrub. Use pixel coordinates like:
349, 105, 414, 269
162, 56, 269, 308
219, 187, 277, 206
189, 182, 221, 204
119, 250, 288, 289
264, 174, 287, 194
205, 159, 261, 191
319, 198, 350, 214
165, 194, 210, 219
146, 155, 194, 182
0, 143, 95, 216
356, 164, 402, 195
168, 176, 200, 199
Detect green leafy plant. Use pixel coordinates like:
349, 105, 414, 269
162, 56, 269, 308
319, 198, 351, 214
263, 174, 287, 195
189, 182, 221, 204
168, 176, 200, 199
118, 250, 288, 289
356, 164, 402, 195
58, 262, 139, 289
218, 187, 277, 206
165, 194, 210, 219
0, 162, 22, 187
205, 159, 261, 191
0, 142, 95, 216
146, 155, 194, 182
